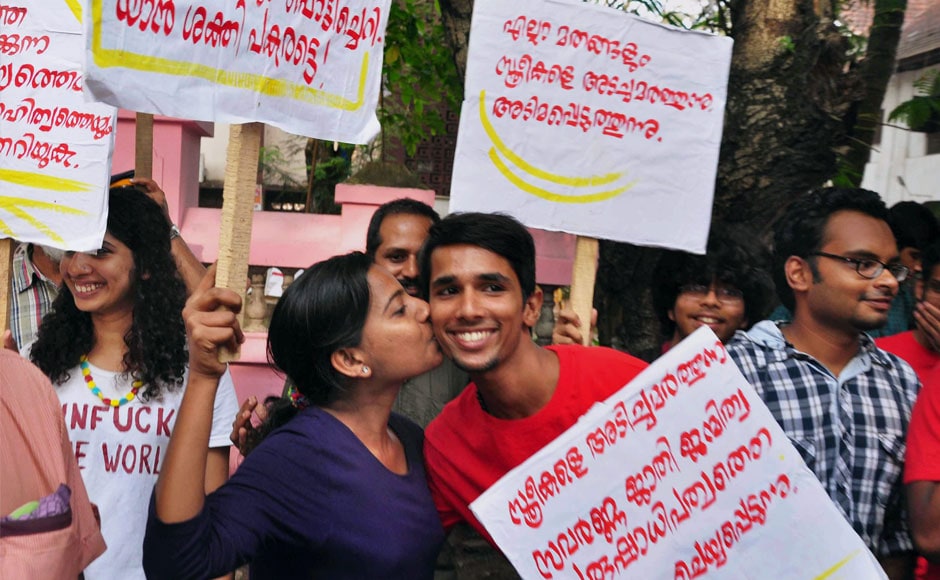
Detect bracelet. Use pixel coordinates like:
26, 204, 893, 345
169, 224, 181, 240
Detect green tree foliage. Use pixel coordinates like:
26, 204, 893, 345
380, 0, 464, 156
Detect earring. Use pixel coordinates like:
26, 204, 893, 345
362, 366, 370, 375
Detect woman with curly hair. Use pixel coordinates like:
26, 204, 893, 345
29, 187, 238, 580
143, 252, 445, 579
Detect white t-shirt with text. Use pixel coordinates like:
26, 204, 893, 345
56, 362, 238, 580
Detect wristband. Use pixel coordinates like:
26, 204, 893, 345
169, 224, 181, 240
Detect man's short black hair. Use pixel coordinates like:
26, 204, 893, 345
419, 212, 536, 300
920, 239, 940, 289
773, 187, 890, 311
888, 201, 939, 252
365, 198, 440, 258
652, 226, 775, 338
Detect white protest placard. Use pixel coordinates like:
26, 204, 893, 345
84, 0, 390, 144
0, 0, 116, 251
471, 327, 886, 579
450, 0, 732, 253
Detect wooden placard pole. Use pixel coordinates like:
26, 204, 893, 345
567, 236, 599, 346
135, 113, 154, 179
1, 237, 14, 338
216, 122, 263, 362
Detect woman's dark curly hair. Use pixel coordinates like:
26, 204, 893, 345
30, 187, 187, 400
242, 252, 373, 453
653, 225, 776, 340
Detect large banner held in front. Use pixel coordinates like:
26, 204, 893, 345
84, 0, 391, 144
450, 0, 732, 253
470, 327, 886, 579
0, 1, 115, 251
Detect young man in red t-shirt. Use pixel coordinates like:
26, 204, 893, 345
420, 212, 648, 543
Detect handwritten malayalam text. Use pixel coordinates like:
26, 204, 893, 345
111, 0, 384, 87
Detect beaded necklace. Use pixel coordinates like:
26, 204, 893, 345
80, 355, 142, 407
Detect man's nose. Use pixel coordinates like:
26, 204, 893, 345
401, 255, 419, 280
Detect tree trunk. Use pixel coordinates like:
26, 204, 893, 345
840, 0, 908, 185
439, 0, 474, 81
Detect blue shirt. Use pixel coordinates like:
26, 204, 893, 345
144, 409, 444, 579
726, 321, 919, 556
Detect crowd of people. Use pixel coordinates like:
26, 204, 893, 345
3, 182, 940, 580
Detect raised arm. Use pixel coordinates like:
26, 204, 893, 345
154, 266, 243, 524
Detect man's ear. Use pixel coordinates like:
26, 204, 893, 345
522, 286, 544, 329
784, 256, 812, 294
331, 347, 369, 379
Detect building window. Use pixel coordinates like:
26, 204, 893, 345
928, 131, 940, 155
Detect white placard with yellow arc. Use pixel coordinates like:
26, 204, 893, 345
0, 0, 116, 251
83, 0, 391, 144
450, 0, 732, 253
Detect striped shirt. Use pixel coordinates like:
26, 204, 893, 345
727, 320, 920, 556
11, 244, 59, 352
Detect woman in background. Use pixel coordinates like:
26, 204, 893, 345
30, 187, 237, 579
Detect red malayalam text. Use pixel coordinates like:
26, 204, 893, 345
496, 54, 574, 90
247, 7, 325, 84
679, 388, 752, 463
623, 436, 680, 507
1, 98, 114, 140
182, 2, 245, 49
501, 15, 653, 73
0, 3, 26, 27
532, 496, 627, 579
583, 73, 714, 111
673, 474, 792, 579
0, 62, 83, 93
508, 446, 589, 529
286, 0, 383, 50
0, 133, 78, 169
503, 15, 552, 46
492, 95, 660, 141
116, 0, 175, 36
0, 33, 49, 56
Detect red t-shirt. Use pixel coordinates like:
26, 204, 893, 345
906, 365, 940, 580
876, 331, 940, 382
423, 344, 647, 540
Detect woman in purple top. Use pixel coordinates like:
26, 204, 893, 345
143, 252, 445, 579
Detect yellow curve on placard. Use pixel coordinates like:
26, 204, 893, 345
65, 0, 82, 23
489, 149, 634, 204
814, 550, 861, 580
479, 90, 623, 188
89, 0, 368, 111
0, 197, 89, 216
0, 169, 94, 192
3, 206, 68, 244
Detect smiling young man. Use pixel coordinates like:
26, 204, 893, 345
726, 187, 920, 579
420, 212, 648, 547
653, 226, 774, 350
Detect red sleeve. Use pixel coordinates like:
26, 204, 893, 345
905, 368, 940, 483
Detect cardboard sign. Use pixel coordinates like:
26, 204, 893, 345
0, 0, 116, 250
84, 0, 391, 143
471, 327, 886, 579
450, 0, 732, 253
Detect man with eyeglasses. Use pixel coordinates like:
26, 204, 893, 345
726, 187, 920, 580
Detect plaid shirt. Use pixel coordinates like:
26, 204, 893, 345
727, 320, 919, 556
11, 244, 59, 351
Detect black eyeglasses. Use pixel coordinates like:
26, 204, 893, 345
677, 283, 744, 303
809, 252, 910, 282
